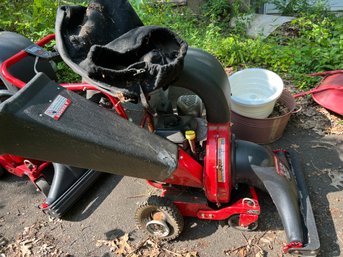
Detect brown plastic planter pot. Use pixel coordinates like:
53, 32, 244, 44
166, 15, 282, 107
231, 89, 297, 144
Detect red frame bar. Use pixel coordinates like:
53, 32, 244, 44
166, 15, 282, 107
0, 155, 50, 183
172, 187, 260, 224
197, 199, 259, 221
197, 187, 259, 221
1, 34, 55, 89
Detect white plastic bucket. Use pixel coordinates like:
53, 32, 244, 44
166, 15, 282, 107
229, 68, 284, 118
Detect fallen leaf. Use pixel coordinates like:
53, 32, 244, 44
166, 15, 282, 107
146, 247, 160, 257
255, 249, 265, 257
238, 246, 247, 257
5, 222, 64, 256
290, 144, 300, 149
259, 232, 277, 250
96, 239, 112, 247
311, 144, 332, 149
114, 233, 132, 256
185, 251, 198, 257
20, 239, 33, 256
328, 170, 343, 189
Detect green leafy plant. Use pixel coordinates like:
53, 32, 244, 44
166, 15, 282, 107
1, 0, 342, 88
0, 1, 33, 35
268, 0, 329, 16
202, 0, 231, 21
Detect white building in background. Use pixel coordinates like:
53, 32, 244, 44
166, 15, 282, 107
263, 0, 343, 14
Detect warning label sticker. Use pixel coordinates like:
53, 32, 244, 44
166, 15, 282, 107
217, 138, 226, 182
44, 95, 71, 120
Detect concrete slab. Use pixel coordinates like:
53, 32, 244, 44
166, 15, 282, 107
230, 14, 295, 38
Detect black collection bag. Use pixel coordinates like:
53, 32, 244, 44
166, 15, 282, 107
55, 0, 188, 100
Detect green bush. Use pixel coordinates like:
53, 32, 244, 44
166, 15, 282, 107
269, 0, 329, 16
0, 0, 86, 40
0, 0, 342, 88
0, 1, 33, 36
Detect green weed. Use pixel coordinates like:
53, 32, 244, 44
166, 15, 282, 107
0, 0, 342, 88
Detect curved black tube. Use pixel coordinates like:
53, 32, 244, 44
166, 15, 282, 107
46, 163, 86, 204
172, 48, 231, 123
233, 139, 303, 244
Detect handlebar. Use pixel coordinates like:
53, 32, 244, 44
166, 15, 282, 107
1, 34, 56, 89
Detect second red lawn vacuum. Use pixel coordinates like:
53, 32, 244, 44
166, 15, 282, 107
0, 0, 319, 255
294, 70, 343, 116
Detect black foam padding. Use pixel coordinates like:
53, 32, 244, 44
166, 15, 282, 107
0, 73, 178, 181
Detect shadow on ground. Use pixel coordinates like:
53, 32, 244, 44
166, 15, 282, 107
63, 174, 123, 221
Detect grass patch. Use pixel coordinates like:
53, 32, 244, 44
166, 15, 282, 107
1, 0, 342, 88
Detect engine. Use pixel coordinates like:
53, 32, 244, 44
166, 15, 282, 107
147, 88, 207, 159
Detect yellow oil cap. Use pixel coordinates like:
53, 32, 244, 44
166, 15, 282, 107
185, 130, 196, 140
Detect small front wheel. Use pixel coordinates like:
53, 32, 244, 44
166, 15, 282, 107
228, 214, 258, 232
0, 166, 6, 178
35, 177, 50, 197
135, 195, 184, 241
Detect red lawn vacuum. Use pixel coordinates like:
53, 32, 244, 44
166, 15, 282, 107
0, 0, 319, 255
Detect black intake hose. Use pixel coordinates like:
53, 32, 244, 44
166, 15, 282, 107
0, 73, 178, 181
46, 163, 89, 204
173, 48, 231, 123
233, 139, 304, 244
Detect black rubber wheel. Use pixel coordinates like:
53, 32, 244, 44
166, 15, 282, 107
228, 214, 258, 231
135, 195, 184, 241
0, 166, 6, 178
35, 177, 51, 197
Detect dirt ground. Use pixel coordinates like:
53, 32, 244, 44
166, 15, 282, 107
0, 95, 342, 257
